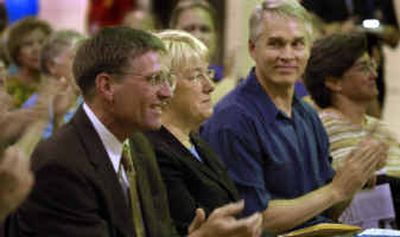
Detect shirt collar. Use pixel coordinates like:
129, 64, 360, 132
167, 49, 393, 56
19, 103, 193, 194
83, 103, 122, 173
242, 67, 303, 124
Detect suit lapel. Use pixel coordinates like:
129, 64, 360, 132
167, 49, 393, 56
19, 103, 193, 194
129, 132, 177, 237
156, 127, 239, 200
190, 134, 240, 200
72, 107, 134, 236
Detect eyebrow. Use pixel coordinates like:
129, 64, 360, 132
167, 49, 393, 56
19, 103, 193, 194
267, 36, 306, 42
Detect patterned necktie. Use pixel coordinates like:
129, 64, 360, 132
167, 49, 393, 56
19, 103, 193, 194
121, 141, 146, 237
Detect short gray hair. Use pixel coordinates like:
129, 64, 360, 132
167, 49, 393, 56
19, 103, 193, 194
40, 30, 86, 75
249, 0, 313, 42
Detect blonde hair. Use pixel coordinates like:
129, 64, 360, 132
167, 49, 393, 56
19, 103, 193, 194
249, 0, 314, 43
156, 30, 208, 72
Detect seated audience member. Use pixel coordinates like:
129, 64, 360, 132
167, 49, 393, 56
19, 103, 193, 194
40, 30, 85, 138
302, 0, 400, 118
170, 0, 240, 104
4, 17, 52, 108
170, 0, 219, 81
201, 0, 387, 234
0, 32, 71, 145
304, 32, 400, 227
143, 30, 257, 235
0, 70, 47, 147
9, 26, 262, 237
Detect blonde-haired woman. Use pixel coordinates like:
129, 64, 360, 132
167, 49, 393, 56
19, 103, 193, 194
145, 30, 242, 235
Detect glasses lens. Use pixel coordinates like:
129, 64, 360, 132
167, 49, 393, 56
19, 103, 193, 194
207, 69, 215, 79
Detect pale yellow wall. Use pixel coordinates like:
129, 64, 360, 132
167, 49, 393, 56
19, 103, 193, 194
224, 0, 258, 79
382, 0, 400, 139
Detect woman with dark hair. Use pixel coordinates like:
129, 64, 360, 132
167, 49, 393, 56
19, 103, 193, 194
302, 0, 400, 118
304, 32, 400, 228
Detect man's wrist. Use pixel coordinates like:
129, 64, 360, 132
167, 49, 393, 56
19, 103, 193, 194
326, 183, 346, 204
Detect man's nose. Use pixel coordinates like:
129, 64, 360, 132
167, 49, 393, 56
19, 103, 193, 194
279, 45, 295, 60
157, 82, 173, 99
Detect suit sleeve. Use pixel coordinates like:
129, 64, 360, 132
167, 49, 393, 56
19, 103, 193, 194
15, 148, 111, 237
155, 150, 201, 235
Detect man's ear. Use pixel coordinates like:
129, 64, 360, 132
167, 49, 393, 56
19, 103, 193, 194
248, 39, 257, 61
95, 72, 115, 102
324, 77, 342, 93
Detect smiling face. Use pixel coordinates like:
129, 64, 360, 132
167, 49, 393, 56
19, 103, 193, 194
109, 51, 173, 132
167, 57, 214, 127
249, 13, 310, 89
339, 53, 378, 103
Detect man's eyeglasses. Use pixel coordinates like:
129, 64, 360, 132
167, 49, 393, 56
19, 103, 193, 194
187, 69, 215, 83
119, 70, 177, 91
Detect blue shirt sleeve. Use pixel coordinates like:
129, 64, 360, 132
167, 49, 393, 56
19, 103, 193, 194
201, 108, 270, 216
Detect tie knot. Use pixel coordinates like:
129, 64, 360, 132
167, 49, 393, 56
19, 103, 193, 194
121, 141, 133, 173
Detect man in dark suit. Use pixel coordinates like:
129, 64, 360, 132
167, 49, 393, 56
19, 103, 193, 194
8, 27, 262, 237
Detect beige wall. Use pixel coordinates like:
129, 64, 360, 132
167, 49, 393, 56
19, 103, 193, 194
382, 0, 400, 138
224, 0, 258, 79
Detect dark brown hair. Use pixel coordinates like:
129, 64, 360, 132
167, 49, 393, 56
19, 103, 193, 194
304, 32, 367, 108
6, 17, 52, 66
73, 26, 165, 98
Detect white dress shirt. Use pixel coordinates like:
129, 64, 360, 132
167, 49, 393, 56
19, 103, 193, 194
83, 103, 129, 187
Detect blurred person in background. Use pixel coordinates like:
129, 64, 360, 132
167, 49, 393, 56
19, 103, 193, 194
304, 32, 400, 228
0, 45, 47, 148
170, 0, 219, 81
302, 0, 400, 118
40, 30, 86, 139
170, 0, 240, 104
4, 17, 52, 108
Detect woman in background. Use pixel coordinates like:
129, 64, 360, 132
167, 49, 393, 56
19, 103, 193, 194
4, 17, 52, 108
304, 32, 400, 228
170, 0, 240, 104
40, 30, 85, 138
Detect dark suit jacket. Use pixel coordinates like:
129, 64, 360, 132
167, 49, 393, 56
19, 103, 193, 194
7, 107, 177, 237
145, 127, 240, 235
